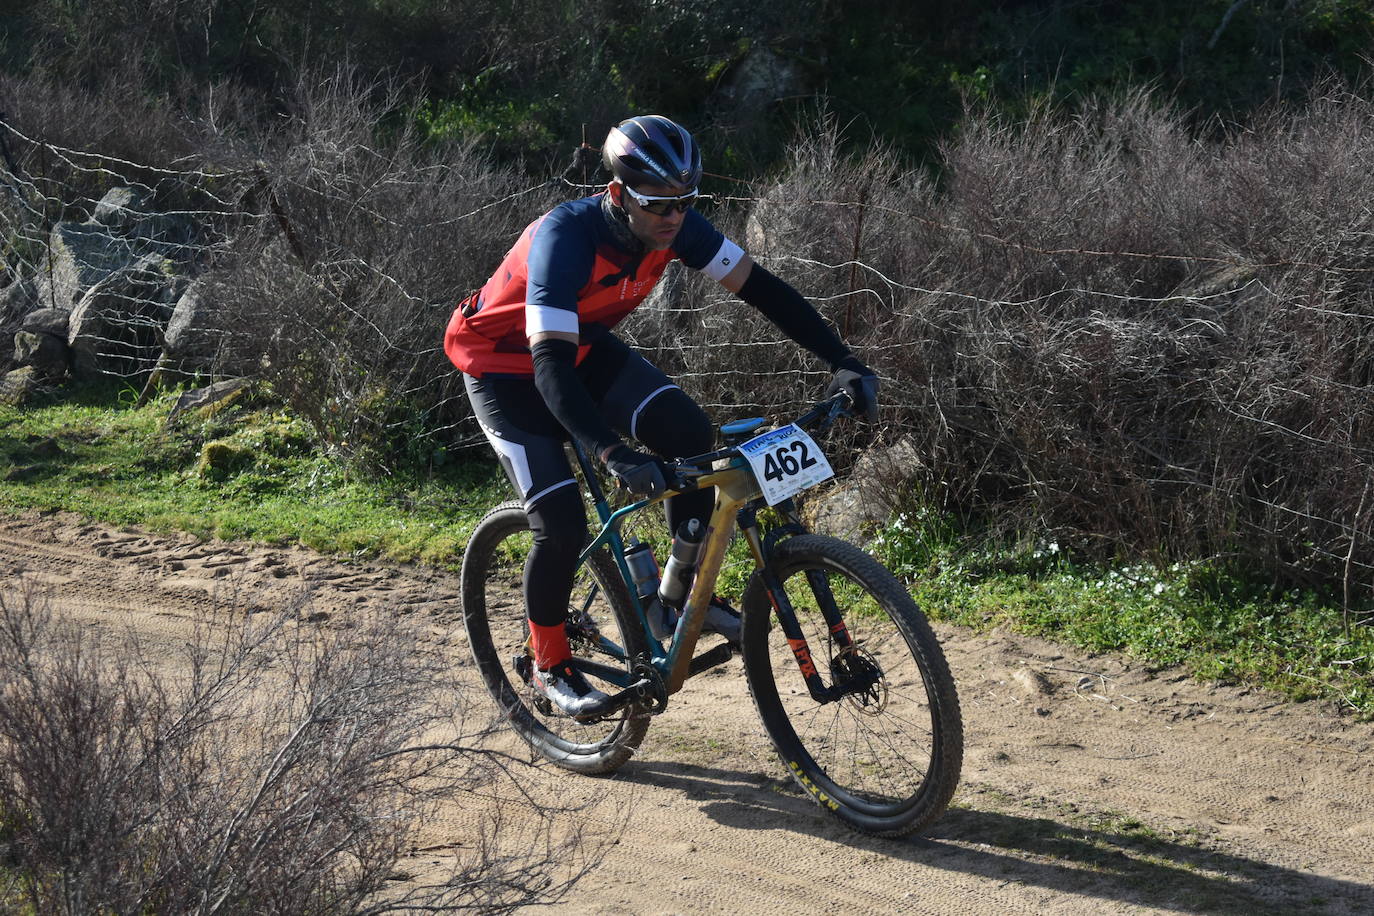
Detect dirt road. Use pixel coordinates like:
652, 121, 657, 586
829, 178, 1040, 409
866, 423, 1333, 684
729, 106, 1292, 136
2, 510, 1371, 914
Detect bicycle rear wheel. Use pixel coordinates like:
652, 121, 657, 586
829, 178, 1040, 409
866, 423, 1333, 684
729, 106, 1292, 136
740, 534, 962, 836
461, 501, 650, 774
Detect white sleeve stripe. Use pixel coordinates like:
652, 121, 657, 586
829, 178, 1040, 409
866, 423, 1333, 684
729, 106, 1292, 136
701, 237, 745, 282
526, 304, 579, 336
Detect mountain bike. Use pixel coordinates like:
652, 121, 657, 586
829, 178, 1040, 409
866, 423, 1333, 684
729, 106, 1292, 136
460, 393, 962, 837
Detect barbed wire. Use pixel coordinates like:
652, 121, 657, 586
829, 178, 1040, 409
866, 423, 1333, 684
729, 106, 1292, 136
716, 192, 1374, 275
4, 124, 1374, 591
4, 121, 1369, 381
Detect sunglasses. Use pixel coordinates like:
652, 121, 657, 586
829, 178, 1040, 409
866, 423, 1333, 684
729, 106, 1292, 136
622, 184, 699, 216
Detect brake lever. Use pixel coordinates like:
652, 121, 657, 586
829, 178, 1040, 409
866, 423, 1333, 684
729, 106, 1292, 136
831, 391, 854, 421
807, 392, 852, 433
666, 461, 704, 492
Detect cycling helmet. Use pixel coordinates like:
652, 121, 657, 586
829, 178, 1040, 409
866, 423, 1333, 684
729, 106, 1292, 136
602, 115, 702, 192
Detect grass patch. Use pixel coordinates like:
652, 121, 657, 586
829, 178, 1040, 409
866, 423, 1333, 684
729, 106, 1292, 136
5, 384, 1372, 720
872, 512, 1374, 719
0, 384, 508, 568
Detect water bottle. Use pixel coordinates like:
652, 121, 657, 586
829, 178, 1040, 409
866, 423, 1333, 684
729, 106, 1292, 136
657, 518, 704, 611
624, 538, 675, 640
623, 537, 659, 599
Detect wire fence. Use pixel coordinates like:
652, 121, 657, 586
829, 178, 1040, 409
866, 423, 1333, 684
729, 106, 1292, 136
0, 115, 258, 391
3, 102, 1374, 610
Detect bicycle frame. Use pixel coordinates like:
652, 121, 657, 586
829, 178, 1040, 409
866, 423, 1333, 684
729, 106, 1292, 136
572, 441, 755, 694
571, 397, 857, 701
462, 392, 964, 836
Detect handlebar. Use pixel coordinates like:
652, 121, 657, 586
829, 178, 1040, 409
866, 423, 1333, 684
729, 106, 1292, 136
794, 390, 852, 432
662, 391, 853, 486
599, 390, 855, 513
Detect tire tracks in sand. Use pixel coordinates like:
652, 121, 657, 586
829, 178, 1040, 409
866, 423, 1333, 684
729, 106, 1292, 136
1, 511, 1371, 915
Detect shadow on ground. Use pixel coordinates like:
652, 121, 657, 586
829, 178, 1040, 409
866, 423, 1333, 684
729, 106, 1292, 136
625, 760, 1373, 916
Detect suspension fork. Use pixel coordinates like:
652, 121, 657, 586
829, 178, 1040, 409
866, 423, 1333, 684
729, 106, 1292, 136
741, 499, 850, 704
777, 500, 857, 653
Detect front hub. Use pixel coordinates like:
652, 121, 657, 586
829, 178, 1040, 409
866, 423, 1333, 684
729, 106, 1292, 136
830, 645, 887, 714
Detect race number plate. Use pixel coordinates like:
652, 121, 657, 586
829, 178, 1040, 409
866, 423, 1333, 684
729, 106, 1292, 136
738, 424, 834, 506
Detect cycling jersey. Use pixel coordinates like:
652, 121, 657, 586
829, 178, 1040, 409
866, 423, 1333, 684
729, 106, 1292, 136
444, 194, 743, 377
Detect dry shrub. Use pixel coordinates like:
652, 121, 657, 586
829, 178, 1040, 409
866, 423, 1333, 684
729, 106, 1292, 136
920, 85, 1374, 590
0, 577, 604, 914
630, 87, 1374, 597
207, 67, 559, 467
0, 61, 261, 241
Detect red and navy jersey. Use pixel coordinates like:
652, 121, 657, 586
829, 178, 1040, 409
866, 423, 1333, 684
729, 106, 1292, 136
445, 194, 743, 377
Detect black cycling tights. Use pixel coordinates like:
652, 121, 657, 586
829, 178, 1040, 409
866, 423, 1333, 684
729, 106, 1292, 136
524, 388, 713, 628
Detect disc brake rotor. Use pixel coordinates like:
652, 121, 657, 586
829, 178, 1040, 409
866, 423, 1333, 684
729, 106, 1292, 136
831, 644, 888, 715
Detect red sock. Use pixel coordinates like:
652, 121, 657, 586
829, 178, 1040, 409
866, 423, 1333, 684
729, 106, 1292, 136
529, 620, 571, 670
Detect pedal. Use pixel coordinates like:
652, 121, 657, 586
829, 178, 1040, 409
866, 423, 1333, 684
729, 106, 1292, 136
572, 673, 658, 721
512, 654, 555, 716
687, 641, 734, 678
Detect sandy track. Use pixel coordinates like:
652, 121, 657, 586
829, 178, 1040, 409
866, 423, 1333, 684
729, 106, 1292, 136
2, 510, 1371, 915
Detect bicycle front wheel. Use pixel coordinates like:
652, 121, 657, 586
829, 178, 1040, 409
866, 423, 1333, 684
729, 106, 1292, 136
740, 534, 962, 836
461, 501, 650, 774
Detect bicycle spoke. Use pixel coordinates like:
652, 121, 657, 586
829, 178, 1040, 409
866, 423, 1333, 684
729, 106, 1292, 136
743, 534, 962, 835
462, 502, 649, 775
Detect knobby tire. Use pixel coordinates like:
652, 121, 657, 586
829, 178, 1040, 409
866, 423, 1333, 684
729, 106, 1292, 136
461, 501, 650, 774
741, 534, 963, 836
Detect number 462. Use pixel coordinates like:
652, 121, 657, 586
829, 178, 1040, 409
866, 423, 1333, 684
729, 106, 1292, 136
762, 441, 817, 483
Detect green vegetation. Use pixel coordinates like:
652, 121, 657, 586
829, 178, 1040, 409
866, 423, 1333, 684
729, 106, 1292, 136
4, 0, 1372, 170
872, 510, 1374, 719
3, 385, 1369, 719
0, 384, 506, 566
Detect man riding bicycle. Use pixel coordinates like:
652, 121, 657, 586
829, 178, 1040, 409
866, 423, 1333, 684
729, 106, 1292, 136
445, 114, 877, 718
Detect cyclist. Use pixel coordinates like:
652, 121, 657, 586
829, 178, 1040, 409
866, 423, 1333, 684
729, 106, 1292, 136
445, 115, 878, 718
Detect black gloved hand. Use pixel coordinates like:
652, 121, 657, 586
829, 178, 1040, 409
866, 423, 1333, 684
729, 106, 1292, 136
825, 356, 880, 422
603, 445, 668, 498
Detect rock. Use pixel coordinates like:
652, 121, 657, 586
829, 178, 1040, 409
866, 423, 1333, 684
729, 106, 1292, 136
92, 185, 156, 229
713, 46, 807, 125
67, 253, 179, 379
19, 307, 69, 337
12, 329, 68, 378
163, 280, 217, 361
1, 276, 36, 323
0, 277, 38, 371
744, 195, 801, 260
808, 437, 919, 541
0, 366, 45, 406
34, 221, 130, 312
166, 378, 250, 425
1010, 668, 1056, 698
1171, 263, 1259, 300
132, 211, 201, 250
102, 184, 203, 254
852, 435, 920, 486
